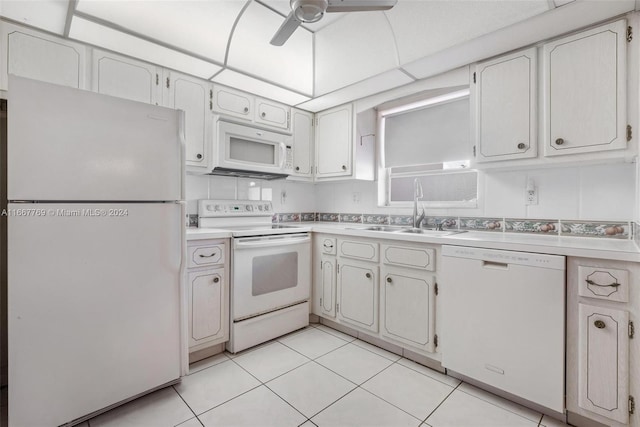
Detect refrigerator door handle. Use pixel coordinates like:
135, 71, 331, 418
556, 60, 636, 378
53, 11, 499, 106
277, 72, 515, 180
177, 110, 187, 201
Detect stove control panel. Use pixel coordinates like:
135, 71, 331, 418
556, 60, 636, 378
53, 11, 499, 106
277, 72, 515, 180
198, 200, 273, 218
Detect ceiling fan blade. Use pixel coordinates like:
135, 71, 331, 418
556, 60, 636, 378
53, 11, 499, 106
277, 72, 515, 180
326, 0, 397, 13
270, 12, 302, 46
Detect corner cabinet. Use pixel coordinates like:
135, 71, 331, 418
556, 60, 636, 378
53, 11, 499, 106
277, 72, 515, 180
164, 71, 212, 170
472, 47, 537, 162
0, 22, 87, 91
288, 109, 314, 181
542, 19, 628, 156
567, 257, 638, 427
185, 239, 229, 355
92, 49, 162, 105
315, 104, 353, 179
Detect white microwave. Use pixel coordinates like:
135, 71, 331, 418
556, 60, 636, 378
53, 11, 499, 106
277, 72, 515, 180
211, 117, 293, 180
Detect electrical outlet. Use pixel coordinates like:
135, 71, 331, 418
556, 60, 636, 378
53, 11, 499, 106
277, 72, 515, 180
187, 214, 198, 227
525, 188, 538, 205
352, 192, 361, 203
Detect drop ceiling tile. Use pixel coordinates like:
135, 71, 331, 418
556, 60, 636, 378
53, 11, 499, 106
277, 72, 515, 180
75, 0, 245, 63
315, 10, 398, 95
386, 0, 550, 65
227, 1, 313, 95
0, 0, 68, 34
69, 17, 221, 79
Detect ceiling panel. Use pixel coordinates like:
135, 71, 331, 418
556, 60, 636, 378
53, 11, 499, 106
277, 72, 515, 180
212, 69, 311, 105
227, 1, 313, 95
386, 0, 551, 65
75, 0, 245, 63
69, 16, 222, 79
296, 68, 413, 112
315, 10, 398, 95
0, 0, 68, 34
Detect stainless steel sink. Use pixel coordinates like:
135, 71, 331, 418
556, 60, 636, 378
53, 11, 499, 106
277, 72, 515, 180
361, 226, 404, 232
393, 227, 467, 236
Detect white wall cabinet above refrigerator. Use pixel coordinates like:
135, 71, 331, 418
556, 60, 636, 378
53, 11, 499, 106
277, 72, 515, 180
542, 19, 628, 157
472, 47, 537, 163
92, 49, 162, 105
0, 22, 86, 91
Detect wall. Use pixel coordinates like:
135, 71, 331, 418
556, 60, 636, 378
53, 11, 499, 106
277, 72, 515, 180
313, 162, 636, 222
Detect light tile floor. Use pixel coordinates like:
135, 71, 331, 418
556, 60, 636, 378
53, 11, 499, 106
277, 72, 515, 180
85, 324, 572, 427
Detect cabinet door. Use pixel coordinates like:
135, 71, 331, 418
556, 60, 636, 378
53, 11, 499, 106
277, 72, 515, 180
578, 303, 629, 424
474, 47, 537, 162
255, 98, 290, 130
188, 268, 228, 349
213, 86, 253, 120
1, 23, 86, 91
337, 260, 378, 332
165, 71, 212, 169
381, 267, 435, 352
543, 20, 627, 156
319, 255, 336, 318
92, 50, 161, 105
289, 109, 314, 179
315, 104, 353, 178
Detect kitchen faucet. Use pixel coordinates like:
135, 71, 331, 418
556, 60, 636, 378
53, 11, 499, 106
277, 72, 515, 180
413, 178, 425, 228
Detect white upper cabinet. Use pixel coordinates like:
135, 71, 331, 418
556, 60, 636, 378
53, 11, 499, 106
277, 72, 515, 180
164, 71, 212, 169
473, 47, 537, 162
255, 98, 290, 130
92, 50, 161, 105
315, 104, 353, 179
212, 85, 254, 121
542, 19, 627, 156
289, 109, 314, 180
1, 22, 86, 91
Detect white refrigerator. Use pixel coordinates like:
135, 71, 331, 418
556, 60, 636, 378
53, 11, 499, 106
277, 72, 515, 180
7, 76, 185, 427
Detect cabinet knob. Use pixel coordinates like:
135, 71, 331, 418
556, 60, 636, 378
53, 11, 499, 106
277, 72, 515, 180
196, 153, 203, 159
386, 277, 392, 283
261, 112, 266, 118
555, 138, 565, 145
295, 166, 300, 171
517, 143, 526, 149
243, 107, 249, 113
213, 277, 220, 283
365, 272, 372, 279
341, 165, 347, 171
594, 320, 606, 329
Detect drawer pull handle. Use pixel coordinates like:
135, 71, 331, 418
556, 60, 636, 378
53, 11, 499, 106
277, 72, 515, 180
213, 277, 219, 283
365, 272, 372, 279
594, 320, 606, 329
585, 279, 620, 288
386, 277, 392, 283
199, 252, 217, 258
323, 244, 334, 249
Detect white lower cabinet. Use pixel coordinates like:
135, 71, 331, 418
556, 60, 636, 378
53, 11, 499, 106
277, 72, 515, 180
380, 267, 436, 352
578, 303, 629, 424
337, 260, 378, 333
186, 239, 229, 353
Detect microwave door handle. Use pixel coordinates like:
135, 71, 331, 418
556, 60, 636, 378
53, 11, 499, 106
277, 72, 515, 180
235, 235, 310, 249
278, 142, 286, 169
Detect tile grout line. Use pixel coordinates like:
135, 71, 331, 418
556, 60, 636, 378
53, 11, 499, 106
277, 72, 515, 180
420, 379, 462, 425
171, 384, 203, 425
455, 386, 544, 424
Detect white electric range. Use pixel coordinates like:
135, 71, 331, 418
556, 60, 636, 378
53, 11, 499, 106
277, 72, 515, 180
198, 200, 311, 353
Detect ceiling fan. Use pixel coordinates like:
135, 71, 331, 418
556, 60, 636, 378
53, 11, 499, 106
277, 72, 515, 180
270, 0, 398, 46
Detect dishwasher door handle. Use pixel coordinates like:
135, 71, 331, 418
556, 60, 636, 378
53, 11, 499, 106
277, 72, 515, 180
482, 260, 509, 269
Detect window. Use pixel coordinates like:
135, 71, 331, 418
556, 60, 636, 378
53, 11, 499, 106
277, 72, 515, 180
377, 88, 477, 208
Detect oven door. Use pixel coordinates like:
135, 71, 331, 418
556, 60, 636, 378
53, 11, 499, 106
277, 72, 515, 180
232, 233, 311, 320
216, 120, 287, 174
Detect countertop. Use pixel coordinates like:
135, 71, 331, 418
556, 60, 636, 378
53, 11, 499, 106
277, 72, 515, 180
187, 223, 640, 261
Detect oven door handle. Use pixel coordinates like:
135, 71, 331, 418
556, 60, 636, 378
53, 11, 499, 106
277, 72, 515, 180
235, 235, 310, 249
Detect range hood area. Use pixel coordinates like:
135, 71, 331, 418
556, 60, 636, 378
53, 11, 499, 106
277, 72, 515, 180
208, 167, 289, 181
2, 0, 632, 111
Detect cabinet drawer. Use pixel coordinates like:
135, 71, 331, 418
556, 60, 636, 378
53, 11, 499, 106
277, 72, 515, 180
578, 265, 628, 303
339, 239, 379, 262
382, 244, 434, 271
321, 237, 337, 255
188, 243, 225, 268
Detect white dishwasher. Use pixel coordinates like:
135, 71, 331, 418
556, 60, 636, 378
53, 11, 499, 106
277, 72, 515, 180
441, 245, 566, 413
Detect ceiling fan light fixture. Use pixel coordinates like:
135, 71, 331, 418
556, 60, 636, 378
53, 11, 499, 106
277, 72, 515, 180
291, 0, 328, 23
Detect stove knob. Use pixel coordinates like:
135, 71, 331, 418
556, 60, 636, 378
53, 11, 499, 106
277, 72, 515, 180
245, 205, 254, 212
257, 205, 263, 211
215, 205, 222, 212
206, 205, 215, 211
264, 204, 271, 211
